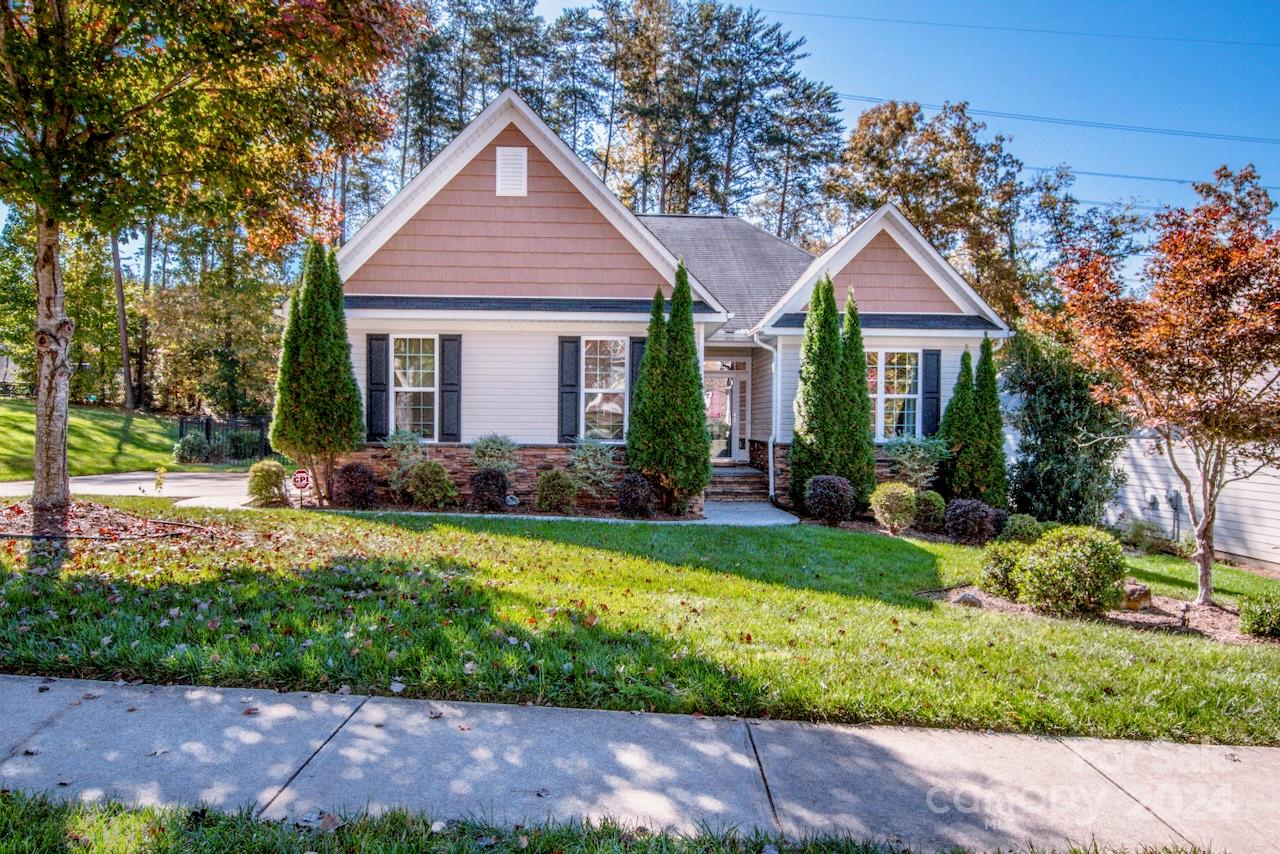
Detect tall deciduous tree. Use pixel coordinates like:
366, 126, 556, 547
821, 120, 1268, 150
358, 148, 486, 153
788, 274, 841, 510
625, 288, 668, 481
270, 242, 364, 503
937, 350, 979, 498
1057, 167, 1280, 605
0, 0, 411, 537
657, 261, 710, 510
971, 336, 1009, 507
833, 288, 877, 510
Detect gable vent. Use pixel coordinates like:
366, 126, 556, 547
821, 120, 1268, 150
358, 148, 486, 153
495, 146, 528, 197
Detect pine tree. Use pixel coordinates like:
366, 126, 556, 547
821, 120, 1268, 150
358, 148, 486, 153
834, 287, 877, 510
972, 335, 1009, 507
937, 349, 980, 499
269, 240, 364, 503
625, 288, 668, 480
789, 275, 841, 510
658, 262, 711, 510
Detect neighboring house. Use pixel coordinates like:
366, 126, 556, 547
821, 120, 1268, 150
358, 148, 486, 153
337, 90, 1011, 504
1106, 433, 1280, 571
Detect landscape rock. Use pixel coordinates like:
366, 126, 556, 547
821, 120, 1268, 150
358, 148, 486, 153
955, 592, 984, 608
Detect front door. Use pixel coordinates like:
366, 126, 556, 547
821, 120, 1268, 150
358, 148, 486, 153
703, 360, 749, 462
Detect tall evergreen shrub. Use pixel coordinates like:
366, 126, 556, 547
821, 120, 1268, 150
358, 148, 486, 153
834, 287, 877, 510
972, 335, 1009, 507
625, 289, 668, 481
658, 262, 711, 510
937, 349, 980, 498
789, 275, 841, 510
269, 240, 363, 503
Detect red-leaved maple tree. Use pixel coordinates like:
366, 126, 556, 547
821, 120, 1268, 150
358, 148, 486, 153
1057, 168, 1280, 605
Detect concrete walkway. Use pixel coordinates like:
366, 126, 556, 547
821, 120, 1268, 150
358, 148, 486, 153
0, 471, 798, 525
1, 675, 1275, 852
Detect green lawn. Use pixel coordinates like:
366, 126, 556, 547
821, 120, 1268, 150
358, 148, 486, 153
3, 498, 1280, 744
0, 399, 238, 481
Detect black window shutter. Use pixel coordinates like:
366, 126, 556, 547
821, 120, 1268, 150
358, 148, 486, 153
922, 349, 941, 436
439, 334, 461, 442
629, 337, 646, 395
366, 334, 389, 441
558, 336, 580, 443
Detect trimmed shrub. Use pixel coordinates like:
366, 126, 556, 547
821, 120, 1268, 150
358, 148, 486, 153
945, 498, 996, 545
247, 459, 288, 507
979, 541, 1026, 600
1015, 526, 1127, 617
334, 462, 379, 509
805, 475, 853, 526
470, 434, 519, 475
870, 482, 916, 535
883, 437, 950, 492
1240, 593, 1280, 639
403, 460, 457, 509
991, 507, 1009, 536
469, 467, 509, 512
569, 439, 621, 499
617, 472, 657, 518
998, 513, 1044, 544
174, 433, 210, 464
915, 490, 946, 533
537, 468, 578, 515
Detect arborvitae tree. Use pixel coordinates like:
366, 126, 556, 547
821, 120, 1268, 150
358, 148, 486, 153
658, 262, 711, 511
834, 287, 877, 510
937, 349, 980, 498
625, 288, 668, 480
788, 275, 841, 510
972, 335, 1009, 507
269, 240, 364, 503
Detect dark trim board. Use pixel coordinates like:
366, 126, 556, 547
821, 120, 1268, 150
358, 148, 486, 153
345, 295, 717, 315
774, 312, 1001, 331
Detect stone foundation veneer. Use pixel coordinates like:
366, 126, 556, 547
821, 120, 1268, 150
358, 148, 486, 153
747, 439, 894, 509
337, 443, 703, 515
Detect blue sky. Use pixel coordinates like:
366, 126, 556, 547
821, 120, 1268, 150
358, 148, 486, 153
539, 0, 1280, 211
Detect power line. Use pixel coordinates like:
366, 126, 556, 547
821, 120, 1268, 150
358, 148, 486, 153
1077, 198, 1280, 222
838, 93, 1280, 145
1028, 166, 1280, 192
756, 7, 1280, 49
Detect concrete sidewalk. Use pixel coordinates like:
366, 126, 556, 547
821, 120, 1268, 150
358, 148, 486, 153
1, 675, 1275, 851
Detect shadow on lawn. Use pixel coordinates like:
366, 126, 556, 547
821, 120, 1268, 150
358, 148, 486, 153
355, 511, 944, 611
1127, 561, 1258, 603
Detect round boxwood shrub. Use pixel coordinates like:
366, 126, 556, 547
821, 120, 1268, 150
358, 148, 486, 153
1015, 526, 1127, 617
945, 499, 997, 545
914, 489, 946, 533
247, 459, 288, 507
998, 513, 1045, 544
870, 482, 916, 534
537, 468, 577, 515
334, 462, 380, 509
1240, 592, 1280, 639
979, 541, 1026, 600
470, 467, 510, 512
404, 460, 458, 509
805, 475, 853, 526
617, 472, 657, 518
470, 433, 519, 475
173, 433, 210, 464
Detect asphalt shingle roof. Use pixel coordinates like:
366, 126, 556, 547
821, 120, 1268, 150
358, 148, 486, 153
639, 214, 813, 335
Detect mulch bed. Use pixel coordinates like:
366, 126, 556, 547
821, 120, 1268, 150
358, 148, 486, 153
0, 501, 212, 541
920, 583, 1273, 646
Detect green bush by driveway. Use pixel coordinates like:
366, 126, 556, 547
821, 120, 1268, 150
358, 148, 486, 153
1, 498, 1279, 744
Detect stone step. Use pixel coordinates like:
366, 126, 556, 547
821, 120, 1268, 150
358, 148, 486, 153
706, 469, 770, 501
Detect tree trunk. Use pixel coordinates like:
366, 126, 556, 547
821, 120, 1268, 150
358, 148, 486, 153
136, 220, 153, 408
337, 154, 348, 246
1193, 516, 1215, 605
111, 233, 135, 409
32, 208, 73, 541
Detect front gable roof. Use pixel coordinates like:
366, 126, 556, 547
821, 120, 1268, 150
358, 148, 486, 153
753, 204, 1009, 335
337, 89, 727, 318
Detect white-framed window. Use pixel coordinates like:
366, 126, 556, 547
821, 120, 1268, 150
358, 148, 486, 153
391, 335, 438, 439
865, 350, 921, 442
582, 337, 627, 441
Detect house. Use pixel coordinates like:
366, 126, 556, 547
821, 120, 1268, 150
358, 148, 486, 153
337, 90, 1011, 506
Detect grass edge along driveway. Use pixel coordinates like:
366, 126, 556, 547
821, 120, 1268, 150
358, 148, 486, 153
2, 498, 1278, 745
